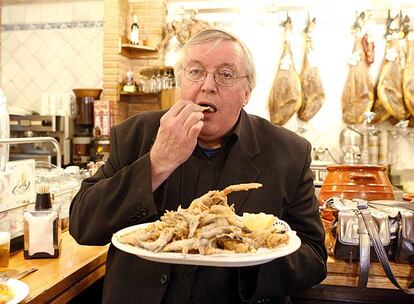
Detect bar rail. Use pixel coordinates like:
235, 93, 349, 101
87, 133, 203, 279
0, 136, 62, 168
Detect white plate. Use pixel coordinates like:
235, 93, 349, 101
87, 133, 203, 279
6, 278, 29, 304
112, 223, 301, 267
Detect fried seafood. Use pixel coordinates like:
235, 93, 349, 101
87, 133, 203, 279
118, 183, 290, 255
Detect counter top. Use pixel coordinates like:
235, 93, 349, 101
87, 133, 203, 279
295, 256, 414, 304
7, 232, 108, 304
324, 256, 413, 289
5, 232, 413, 303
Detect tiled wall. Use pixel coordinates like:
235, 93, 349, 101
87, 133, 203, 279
0, 1, 104, 113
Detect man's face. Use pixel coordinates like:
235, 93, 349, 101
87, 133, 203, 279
178, 40, 251, 147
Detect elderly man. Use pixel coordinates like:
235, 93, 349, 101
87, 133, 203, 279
70, 28, 327, 304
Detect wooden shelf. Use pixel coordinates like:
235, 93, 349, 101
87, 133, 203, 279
118, 36, 159, 59
119, 91, 159, 97
121, 43, 157, 51
118, 84, 160, 104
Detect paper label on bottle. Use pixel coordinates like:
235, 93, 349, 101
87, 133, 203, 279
131, 29, 139, 44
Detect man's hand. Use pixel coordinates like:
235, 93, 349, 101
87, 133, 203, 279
150, 100, 205, 191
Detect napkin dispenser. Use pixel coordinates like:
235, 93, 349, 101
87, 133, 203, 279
23, 184, 61, 259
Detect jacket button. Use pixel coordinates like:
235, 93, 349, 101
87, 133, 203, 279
139, 208, 148, 217
129, 215, 138, 223
160, 274, 168, 285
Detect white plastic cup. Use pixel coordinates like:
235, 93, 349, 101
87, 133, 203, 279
0, 231, 10, 271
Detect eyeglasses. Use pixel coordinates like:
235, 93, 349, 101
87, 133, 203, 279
183, 66, 247, 87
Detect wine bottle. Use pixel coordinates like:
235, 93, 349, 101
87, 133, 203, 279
130, 15, 140, 45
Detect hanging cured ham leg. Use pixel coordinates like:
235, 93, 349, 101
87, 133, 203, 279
298, 17, 325, 121
341, 13, 374, 124
403, 17, 414, 116
268, 16, 302, 125
377, 13, 408, 120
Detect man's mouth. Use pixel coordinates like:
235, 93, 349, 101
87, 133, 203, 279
199, 103, 217, 113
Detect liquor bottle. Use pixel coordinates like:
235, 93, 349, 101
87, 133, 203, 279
130, 15, 140, 45
24, 184, 61, 259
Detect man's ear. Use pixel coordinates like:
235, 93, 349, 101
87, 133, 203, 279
243, 89, 251, 106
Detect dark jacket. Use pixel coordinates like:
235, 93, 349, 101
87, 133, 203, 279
69, 110, 327, 304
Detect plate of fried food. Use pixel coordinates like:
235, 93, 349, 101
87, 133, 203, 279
112, 183, 301, 267
0, 279, 29, 304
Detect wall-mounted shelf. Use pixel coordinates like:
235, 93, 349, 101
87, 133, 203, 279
119, 91, 159, 97
118, 36, 159, 59
118, 83, 161, 104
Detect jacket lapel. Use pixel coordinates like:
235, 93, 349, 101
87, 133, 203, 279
217, 111, 261, 214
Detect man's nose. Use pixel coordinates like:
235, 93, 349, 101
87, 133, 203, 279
200, 73, 217, 94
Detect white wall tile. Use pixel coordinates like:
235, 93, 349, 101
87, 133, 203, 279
89, 1, 104, 21
13, 45, 32, 67
24, 32, 44, 54
55, 2, 73, 23
34, 69, 53, 92
44, 31, 66, 53
2, 32, 20, 55
13, 69, 31, 90
2, 57, 20, 80
14, 30, 31, 44
23, 58, 43, 80
39, 3, 57, 23
72, 2, 91, 21
25, 4, 41, 24
56, 70, 77, 90
1, 6, 11, 25
2, 81, 19, 105
36, 43, 55, 68
71, 30, 90, 53
8, 5, 25, 24
45, 57, 66, 78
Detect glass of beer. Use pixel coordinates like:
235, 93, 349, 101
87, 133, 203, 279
0, 231, 10, 271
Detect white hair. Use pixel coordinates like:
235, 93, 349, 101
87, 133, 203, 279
174, 29, 256, 91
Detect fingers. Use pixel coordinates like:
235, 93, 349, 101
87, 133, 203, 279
188, 120, 204, 139
182, 111, 204, 132
166, 100, 198, 118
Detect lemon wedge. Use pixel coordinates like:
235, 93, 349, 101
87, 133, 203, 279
241, 212, 276, 231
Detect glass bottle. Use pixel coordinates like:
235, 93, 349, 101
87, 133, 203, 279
130, 15, 140, 45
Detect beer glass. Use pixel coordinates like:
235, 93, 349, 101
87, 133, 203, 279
0, 231, 10, 271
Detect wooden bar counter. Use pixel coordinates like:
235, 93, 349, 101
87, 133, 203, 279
7, 231, 413, 303
7, 232, 108, 304
295, 256, 414, 303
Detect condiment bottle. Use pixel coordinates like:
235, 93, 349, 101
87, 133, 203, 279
23, 183, 61, 259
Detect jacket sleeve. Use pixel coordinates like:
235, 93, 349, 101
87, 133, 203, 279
239, 143, 327, 302
69, 125, 158, 246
